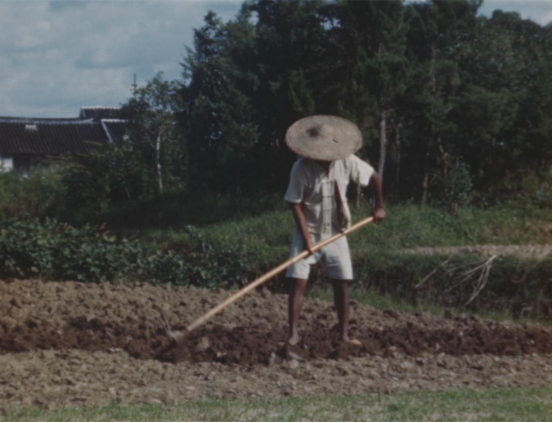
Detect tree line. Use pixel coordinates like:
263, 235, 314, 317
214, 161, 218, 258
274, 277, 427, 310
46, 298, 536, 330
67, 0, 551, 213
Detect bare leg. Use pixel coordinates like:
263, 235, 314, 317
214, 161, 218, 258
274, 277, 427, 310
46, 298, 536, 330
331, 279, 350, 342
288, 278, 308, 345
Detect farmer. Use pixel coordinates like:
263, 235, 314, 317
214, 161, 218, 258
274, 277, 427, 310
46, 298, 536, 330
284, 115, 385, 346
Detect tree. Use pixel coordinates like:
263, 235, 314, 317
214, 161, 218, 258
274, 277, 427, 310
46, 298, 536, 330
332, 0, 408, 185
181, 10, 261, 191
463, 11, 552, 192
176, 0, 551, 203
123, 73, 187, 194
62, 74, 187, 216
404, 0, 479, 204
247, 0, 332, 188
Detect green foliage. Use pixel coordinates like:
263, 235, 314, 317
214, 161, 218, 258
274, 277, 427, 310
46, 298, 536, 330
62, 141, 148, 217
0, 1, 550, 322
14, 0, 545, 213
0, 218, 251, 288
180, 226, 252, 287
93, 191, 283, 230
123, 73, 188, 194
61, 73, 188, 219
179, 0, 551, 201
174, 200, 549, 259
0, 219, 139, 282
91, 190, 549, 318
438, 161, 473, 211
182, 10, 260, 191
478, 167, 552, 208
0, 168, 65, 220
135, 226, 254, 287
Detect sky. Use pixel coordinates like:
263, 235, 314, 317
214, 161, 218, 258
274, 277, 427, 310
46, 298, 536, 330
0, 0, 550, 118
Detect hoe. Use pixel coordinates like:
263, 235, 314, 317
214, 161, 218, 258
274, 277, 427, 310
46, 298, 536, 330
160, 217, 374, 345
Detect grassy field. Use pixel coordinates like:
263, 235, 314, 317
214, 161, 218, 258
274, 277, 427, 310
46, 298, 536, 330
104, 193, 551, 258
4, 386, 551, 422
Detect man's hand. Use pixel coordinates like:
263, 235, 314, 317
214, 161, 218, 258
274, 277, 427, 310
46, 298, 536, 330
304, 236, 315, 255
291, 203, 316, 255
368, 173, 386, 223
372, 207, 386, 223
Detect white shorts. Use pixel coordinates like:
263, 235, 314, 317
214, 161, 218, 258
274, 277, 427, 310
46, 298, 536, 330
285, 228, 353, 280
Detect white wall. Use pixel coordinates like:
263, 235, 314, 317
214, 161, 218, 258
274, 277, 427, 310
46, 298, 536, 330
0, 156, 13, 172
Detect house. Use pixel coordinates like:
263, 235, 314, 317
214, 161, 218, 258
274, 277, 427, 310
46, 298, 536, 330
0, 107, 129, 174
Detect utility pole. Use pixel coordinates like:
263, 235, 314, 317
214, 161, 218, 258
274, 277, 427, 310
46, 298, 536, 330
132, 74, 138, 94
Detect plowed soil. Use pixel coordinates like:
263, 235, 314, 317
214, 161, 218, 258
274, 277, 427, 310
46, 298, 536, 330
0, 279, 551, 410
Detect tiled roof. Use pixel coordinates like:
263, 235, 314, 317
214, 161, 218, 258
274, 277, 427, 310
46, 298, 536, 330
0, 106, 132, 156
0, 117, 109, 155
79, 107, 126, 121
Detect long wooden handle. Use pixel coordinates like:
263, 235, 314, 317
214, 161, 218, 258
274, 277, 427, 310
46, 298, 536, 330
186, 216, 374, 332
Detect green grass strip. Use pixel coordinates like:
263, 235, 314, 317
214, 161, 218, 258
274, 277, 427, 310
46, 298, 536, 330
3, 386, 551, 422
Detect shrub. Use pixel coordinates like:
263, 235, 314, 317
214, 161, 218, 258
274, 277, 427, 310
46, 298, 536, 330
477, 167, 552, 208
62, 138, 187, 221
0, 218, 251, 287
0, 168, 65, 220
0, 219, 141, 282
61, 140, 154, 218
438, 161, 473, 212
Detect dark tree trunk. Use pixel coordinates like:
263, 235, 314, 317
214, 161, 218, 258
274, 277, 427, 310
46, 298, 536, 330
394, 123, 402, 201
421, 148, 430, 206
156, 131, 164, 194
378, 109, 387, 184
422, 42, 437, 206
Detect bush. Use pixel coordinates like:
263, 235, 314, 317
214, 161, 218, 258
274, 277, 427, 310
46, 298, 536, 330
0, 218, 251, 287
62, 141, 155, 218
62, 136, 187, 220
182, 226, 252, 287
477, 167, 552, 208
440, 161, 473, 212
0, 219, 140, 282
0, 168, 65, 220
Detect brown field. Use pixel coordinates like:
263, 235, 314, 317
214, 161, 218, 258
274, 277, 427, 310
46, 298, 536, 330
0, 279, 550, 410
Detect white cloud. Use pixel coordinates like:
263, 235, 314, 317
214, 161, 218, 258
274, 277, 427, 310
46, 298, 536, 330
0, 0, 243, 117
479, 0, 551, 25
0, 0, 549, 118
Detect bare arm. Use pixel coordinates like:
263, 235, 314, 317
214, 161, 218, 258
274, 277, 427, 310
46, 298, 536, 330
291, 203, 315, 255
368, 172, 386, 222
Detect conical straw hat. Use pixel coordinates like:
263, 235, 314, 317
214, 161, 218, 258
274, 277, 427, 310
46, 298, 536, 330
285, 115, 362, 161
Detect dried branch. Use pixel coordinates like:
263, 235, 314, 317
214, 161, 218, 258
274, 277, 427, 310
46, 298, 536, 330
464, 255, 497, 306
415, 257, 451, 289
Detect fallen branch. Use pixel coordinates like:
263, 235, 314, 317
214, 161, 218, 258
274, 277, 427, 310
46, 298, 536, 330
464, 255, 497, 306
443, 256, 497, 295
415, 257, 452, 289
